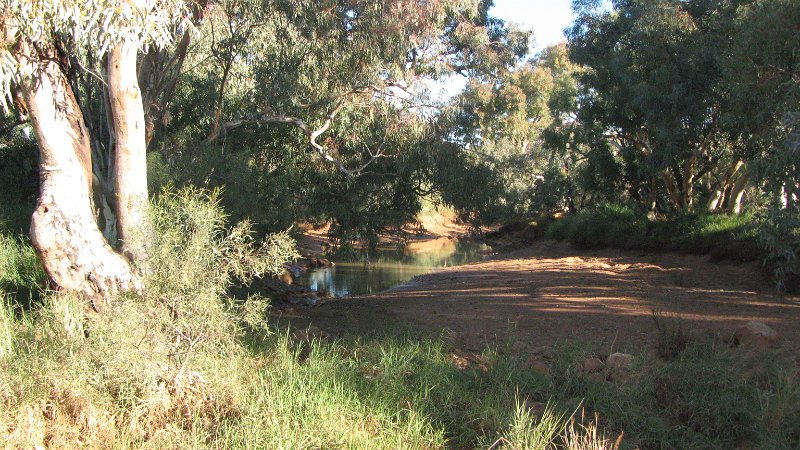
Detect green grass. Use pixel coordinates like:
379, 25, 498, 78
545, 205, 760, 262
2, 297, 797, 448
0, 193, 797, 449
0, 233, 47, 308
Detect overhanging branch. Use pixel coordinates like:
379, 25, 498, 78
206, 87, 395, 177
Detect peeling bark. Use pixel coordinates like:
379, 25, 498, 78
661, 169, 684, 211
681, 156, 695, 209
15, 40, 141, 309
707, 189, 723, 211
107, 38, 150, 268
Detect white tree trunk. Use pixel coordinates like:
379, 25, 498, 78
707, 189, 723, 212
16, 41, 141, 310
726, 170, 749, 214
107, 37, 150, 268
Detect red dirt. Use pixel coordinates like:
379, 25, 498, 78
278, 240, 800, 354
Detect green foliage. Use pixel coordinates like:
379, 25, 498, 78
0, 0, 190, 109
529, 165, 573, 215
759, 209, 800, 292
429, 143, 509, 227
0, 187, 299, 446
650, 347, 761, 447
443, 43, 585, 220
499, 401, 566, 449
147, 187, 299, 301
545, 204, 646, 249
0, 296, 13, 358
0, 116, 38, 234
546, 205, 760, 261
141, 0, 531, 245
651, 311, 691, 361
1, 290, 798, 448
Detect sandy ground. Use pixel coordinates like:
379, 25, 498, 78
277, 240, 800, 354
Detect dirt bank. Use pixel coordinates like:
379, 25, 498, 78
276, 240, 800, 354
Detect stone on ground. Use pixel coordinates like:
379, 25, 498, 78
733, 320, 782, 351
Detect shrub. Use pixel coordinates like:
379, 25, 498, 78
651, 310, 691, 361
759, 209, 800, 292
496, 400, 565, 449
544, 204, 647, 249
545, 206, 761, 263
0, 187, 298, 448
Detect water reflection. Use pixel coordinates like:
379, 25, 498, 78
300, 238, 492, 297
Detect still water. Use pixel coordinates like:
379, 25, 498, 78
299, 238, 493, 297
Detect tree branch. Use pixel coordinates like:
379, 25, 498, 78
206, 88, 390, 176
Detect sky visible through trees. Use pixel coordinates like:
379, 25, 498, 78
435, 0, 610, 98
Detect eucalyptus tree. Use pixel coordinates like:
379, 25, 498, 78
719, 0, 800, 211
567, 0, 754, 214
1, 0, 192, 306
443, 43, 584, 216
155, 0, 530, 238
0, 0, 529, 303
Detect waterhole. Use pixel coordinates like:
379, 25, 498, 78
299, 238, 493, 297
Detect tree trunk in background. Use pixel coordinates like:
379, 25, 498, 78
107, 38, 150, 268
15, 40, 142, 310
662, 169, 684, 212
681, 157, 695, 210
726, 169, 749, 214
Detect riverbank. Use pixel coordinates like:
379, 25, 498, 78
277, 240, 800, 354
267, 239, 800, 447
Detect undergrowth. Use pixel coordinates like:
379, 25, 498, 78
0, 191, 797, 448
545, 204, 761, 262
0, 233, 46, 308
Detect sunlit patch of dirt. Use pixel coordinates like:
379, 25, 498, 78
278, 241, 800, 355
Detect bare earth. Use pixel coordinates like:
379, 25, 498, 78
278, 240, 800, 354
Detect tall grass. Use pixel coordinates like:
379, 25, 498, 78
0, 233, 47, 307
0, 192, 797, 448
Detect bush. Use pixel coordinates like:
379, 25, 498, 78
545, 206, 761, 263
545, 204, 647, 249
0, 187, 298, 448
1, 191, 796, 449
759, 209, 800, 292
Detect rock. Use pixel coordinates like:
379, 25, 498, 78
606, 353, 634, 381
274, 268, 294, 285
733, 321, 782, 351
580, 357, 605, 374
528, 359, 551, 376
587, 372, 608, 383
308, 257, 334, 269
287, 264, 304, 278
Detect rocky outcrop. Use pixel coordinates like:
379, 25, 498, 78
230, 274, 322, 307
